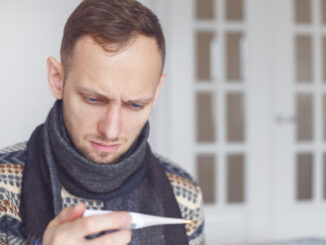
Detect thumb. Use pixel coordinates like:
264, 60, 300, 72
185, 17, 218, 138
49, 203, 86, 227
64, 203, 86, 223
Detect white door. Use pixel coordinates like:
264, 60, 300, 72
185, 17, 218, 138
272, 0, 326, 239
157, 0, 326, 244
167, 0, 265, 243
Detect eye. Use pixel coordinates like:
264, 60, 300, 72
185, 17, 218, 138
85, 96, 99, 104
128, 102, 144, 110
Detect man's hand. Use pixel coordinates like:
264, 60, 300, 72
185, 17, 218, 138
43, 203, 132, 245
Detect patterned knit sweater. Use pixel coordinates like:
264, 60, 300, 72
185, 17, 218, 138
0, 142, 205, 245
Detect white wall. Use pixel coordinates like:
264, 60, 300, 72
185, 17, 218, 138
0, 0, 82, 148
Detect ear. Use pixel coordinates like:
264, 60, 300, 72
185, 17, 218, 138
47, 57, 64, 99
153, 73, 166, 107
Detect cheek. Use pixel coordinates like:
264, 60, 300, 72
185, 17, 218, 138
65, 96, 101, 135
121, 107, 152, 134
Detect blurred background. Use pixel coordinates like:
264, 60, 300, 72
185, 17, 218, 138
1, 0, 326, 244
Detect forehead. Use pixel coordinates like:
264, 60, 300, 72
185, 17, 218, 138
72, 35, 162, 72
66, 35, 162, 96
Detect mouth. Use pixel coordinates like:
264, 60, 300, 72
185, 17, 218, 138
90, 141, 121, 153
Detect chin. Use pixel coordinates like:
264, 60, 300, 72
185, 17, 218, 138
88, 149, 123, 164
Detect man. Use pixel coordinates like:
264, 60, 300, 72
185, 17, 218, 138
0, 0, 204, 244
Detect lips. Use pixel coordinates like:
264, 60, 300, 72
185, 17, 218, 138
90, 141, 121, 152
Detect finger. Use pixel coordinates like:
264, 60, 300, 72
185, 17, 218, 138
65, 203, 86, 222
49, 203, 86, 227
87, 230, 132, 245
78, 211, 132, 235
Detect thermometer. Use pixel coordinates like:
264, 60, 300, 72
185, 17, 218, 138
83, 210, 192, 229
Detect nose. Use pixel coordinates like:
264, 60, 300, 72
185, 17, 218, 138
97, 104, 121, 140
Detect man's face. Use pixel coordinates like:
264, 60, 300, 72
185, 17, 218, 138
60, 35, 164, 164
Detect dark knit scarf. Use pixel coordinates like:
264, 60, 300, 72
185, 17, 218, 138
21, 101, 189, 244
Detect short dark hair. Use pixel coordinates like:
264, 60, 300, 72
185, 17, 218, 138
60, 0, 165, 75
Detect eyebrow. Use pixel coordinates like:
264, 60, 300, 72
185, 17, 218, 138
76, 86, 155, 104
77, 87, 107, 98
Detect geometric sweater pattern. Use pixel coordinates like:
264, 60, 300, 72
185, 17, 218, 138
0, 142, 205, 245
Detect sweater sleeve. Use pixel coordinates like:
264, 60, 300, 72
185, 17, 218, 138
0, 160, 27, 245
166, 172, 205, 245
187, 185, 205, 245
158, 155, 205, 245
